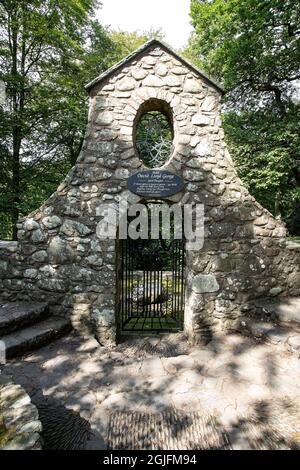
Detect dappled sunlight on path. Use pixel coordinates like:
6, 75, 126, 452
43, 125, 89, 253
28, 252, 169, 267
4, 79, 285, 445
3, 332, 300, 449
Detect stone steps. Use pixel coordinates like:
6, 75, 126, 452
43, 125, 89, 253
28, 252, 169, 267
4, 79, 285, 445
1, 316, 72, 359
0, 299, 72, 359
0, 300, 50, 336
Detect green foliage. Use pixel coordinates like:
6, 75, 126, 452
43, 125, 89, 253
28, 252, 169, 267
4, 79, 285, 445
188, 0, 300, 108
0, 0, 109, 238
186, 0, 300, 233
223, 105, 300, 229
0, 1, 159, 239
109, 28, 164, 61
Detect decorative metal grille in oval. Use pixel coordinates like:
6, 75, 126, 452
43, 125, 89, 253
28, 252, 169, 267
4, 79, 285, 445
136, 111, 173, 168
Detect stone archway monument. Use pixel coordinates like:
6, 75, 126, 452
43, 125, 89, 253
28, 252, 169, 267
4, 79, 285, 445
0, 40, 299, 346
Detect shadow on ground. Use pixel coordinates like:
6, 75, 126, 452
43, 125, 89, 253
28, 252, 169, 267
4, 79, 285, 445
3, 331, 300, 450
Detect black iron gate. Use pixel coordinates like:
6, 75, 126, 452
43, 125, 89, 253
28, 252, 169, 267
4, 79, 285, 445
119, 237, 185, 333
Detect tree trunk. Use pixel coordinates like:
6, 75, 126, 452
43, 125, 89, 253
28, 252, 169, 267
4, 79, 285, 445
275, 191, 282, 219
10, 6, 25, 240
11, 132, 21, 240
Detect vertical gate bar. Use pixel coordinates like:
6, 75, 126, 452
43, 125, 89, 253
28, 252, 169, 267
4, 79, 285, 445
177, 241, 180, 320
176, 241, 180, 322
133, 240, 135, 320
156, 269, 158, 317
157, 269, 160, 317
169, 274, 172, 319
145, 268, 147, 318
152, 268, 154, 319
120, 241, 123, 329
175, 241, 178, 319
152, 268, 155, 318
149, 268, 152, 318
123, 240, 126, 327
154, 269, 157, 317
152, 268, 155, 319
173, 241, 176, 320
144, 267, 146, 319
122, 241, 125, 329
174, 240, 178, 320
151, 267, 156, 317
176, 241, 179, 324
124, 240, 127, 327
166, 274, 169, 317
177, 243, 180, 325
178, 241, 181, 324
158, 269, 160, 317
137, 275, 140, 318
126, 240, 130, 320
158, 268, 160, 317
156, 269, 159, 317
149, 268, 152, 319
129, 239, 131, 320
126, 239, 129, 322
144, 271, 146, 320
160, 269, 163, 316
171, 242, 175, 316
161, 269, 164, 317
131, 239, 134, 320
129, 240, 132, 321
141, 269, 146, 322
127, 239, 130, 322
181, 241, 185, 328
179, 241, 182, 323
157, 268, 159, 317
147, 268, 150, 318
128, 239, 131, 321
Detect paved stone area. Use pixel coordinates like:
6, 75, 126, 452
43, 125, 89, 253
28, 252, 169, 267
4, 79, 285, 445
3, 332, 300, 449
107, 410, 231, 450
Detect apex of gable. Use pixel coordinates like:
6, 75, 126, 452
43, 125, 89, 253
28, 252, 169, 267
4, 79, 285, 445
85, 39, 224, 95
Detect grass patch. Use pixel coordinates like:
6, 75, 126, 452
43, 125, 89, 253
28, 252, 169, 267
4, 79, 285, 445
120, 313, 183, 334
288, 236, 300, 244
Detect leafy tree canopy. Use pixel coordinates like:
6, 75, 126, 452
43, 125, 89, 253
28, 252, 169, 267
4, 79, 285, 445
0, 0, 160, 239
109, 28, 164, 61
185, 0, 300, 233
187, 0, 300, 110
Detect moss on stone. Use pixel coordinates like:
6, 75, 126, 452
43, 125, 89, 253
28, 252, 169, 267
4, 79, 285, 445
0, 414, 17, 448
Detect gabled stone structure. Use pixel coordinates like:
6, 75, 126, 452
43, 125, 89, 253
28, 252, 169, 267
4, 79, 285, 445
0, 40, 299, 345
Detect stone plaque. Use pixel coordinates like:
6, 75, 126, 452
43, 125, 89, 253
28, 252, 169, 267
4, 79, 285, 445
127, 170, 184, 198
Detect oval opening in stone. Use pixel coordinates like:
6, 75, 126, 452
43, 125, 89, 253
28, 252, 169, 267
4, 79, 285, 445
134, 99, 174, 168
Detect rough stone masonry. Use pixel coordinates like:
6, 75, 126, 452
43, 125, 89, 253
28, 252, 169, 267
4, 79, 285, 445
0, 40, 299, 345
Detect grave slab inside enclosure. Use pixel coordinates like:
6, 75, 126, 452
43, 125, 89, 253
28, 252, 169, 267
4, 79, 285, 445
0, 40, 299, 346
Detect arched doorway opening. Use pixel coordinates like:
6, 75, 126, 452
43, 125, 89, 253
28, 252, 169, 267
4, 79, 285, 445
118, 202, 185, 334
